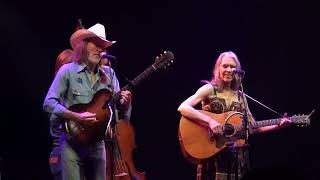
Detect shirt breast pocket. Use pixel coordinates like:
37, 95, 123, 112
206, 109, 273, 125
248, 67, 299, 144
71, 88, 90, 104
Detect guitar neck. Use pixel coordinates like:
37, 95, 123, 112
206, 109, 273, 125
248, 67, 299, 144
112, 64, 157, 103
250, 118, 283, 129
122, 64, 156, 91
110, 50, 174, 105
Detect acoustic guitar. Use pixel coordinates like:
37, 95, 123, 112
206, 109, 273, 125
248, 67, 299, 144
179, 110, 313, 164
65, 51, 175, 145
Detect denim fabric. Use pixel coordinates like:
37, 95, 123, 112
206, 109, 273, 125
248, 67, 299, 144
49, 145, 62, 180
43, 62, 120, 119
44, 62, 131, 139
60, 137, 106, 180
43, 62, 119, 180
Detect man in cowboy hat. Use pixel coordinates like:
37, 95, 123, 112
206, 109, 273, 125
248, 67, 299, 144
43, 23, 132, 180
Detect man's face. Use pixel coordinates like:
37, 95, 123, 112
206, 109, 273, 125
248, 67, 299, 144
85, 38, 104, 65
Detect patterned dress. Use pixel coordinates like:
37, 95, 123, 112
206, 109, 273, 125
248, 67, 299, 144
197, 85, 252, 180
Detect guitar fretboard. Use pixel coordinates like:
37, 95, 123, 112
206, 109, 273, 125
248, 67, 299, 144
122, 65, 156, 91
250, 118, 283, 129
112, 64, 157, 104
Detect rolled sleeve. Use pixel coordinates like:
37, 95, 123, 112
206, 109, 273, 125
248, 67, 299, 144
43, 65, 69, 117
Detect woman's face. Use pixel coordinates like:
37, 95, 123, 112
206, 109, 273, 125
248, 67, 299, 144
219, 56, 237, 83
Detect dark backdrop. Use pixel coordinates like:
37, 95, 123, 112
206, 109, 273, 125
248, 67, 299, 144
0, 0, 319, 179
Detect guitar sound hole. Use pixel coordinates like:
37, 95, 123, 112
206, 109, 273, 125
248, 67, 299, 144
222, 124, 235, 136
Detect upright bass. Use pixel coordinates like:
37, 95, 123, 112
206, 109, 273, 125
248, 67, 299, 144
105, 51, 175, 180
106, 119, 146, 180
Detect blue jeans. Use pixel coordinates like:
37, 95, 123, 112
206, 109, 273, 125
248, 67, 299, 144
60, 138, 106, 180
49, 145, 62, 180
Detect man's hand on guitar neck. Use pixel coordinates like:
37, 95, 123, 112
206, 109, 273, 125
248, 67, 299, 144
118, 90, 132, 111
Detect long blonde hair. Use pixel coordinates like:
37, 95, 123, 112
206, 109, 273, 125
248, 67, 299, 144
210, 51, 242, 91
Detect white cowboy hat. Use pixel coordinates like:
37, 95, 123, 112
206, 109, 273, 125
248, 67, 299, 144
70, 23, 116, 50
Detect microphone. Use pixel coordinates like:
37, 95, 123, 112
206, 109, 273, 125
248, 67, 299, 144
233, 69, 245, 75
100, 52, 116, 61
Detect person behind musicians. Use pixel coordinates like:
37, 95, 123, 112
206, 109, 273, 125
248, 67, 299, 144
43, 23, 132, 180
49, 49, 74, 180
54, 49, 74, 75
177, 51, 291, 180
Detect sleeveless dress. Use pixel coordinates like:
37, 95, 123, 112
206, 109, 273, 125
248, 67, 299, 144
197, 85, 251, 180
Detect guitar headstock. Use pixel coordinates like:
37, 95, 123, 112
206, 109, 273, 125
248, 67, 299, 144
290, 109, 315, 127
153, 50, 175, 70
290, 114, 310, 127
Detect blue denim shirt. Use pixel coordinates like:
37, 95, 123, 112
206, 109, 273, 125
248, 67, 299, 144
44, 62, 131, 140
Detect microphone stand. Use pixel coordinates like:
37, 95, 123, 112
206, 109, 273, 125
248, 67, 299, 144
104, 61, 117, 180
230, 73, 250, 180
240, 73, 253, 176
239, 78, 249, 145
223, 73, 248, 180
